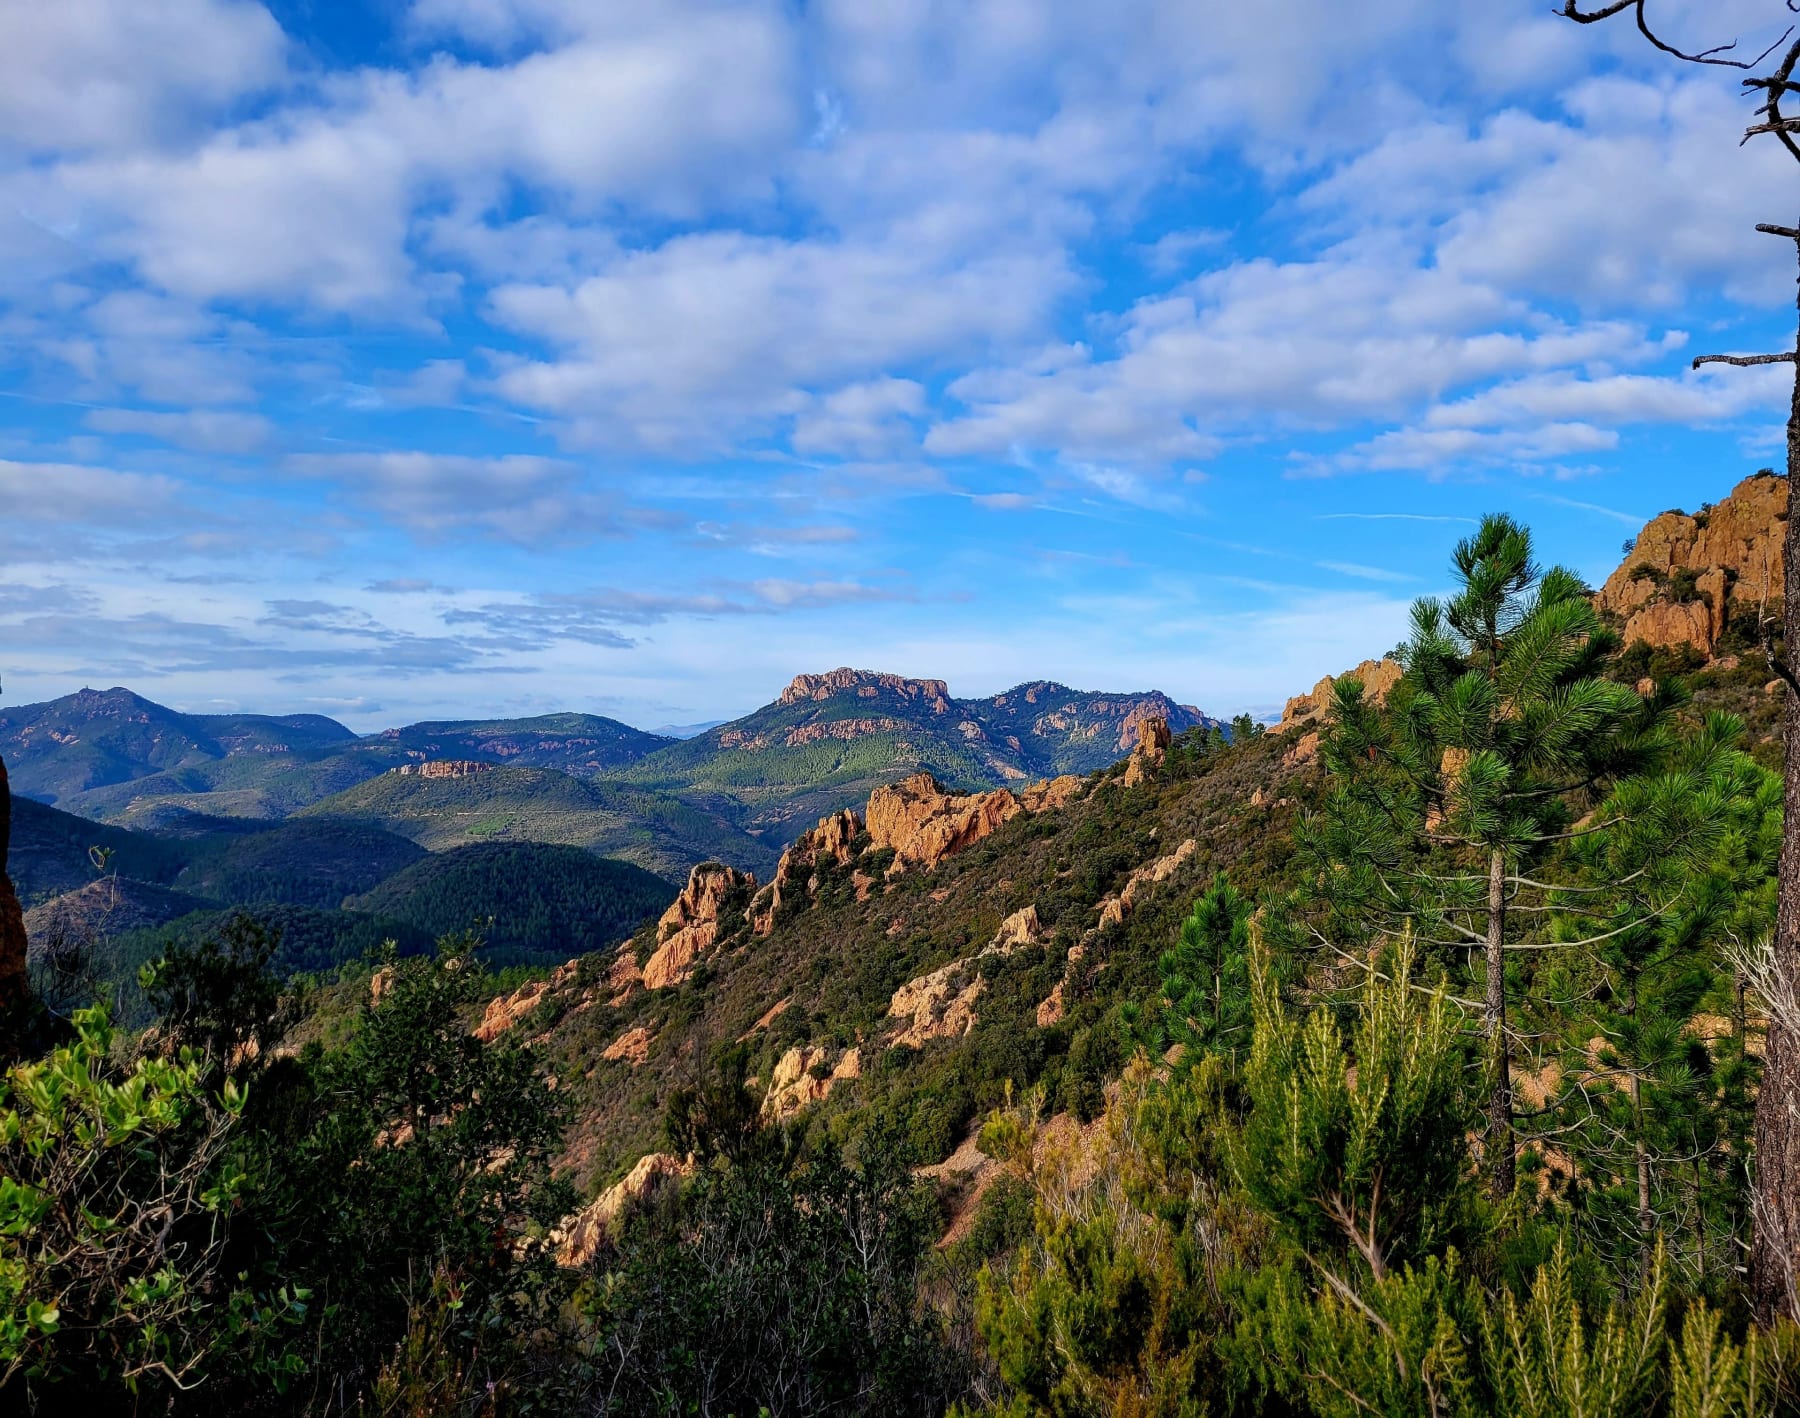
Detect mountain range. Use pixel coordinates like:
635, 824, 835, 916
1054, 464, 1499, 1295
1, 670, 1215, 849
3, 667, 1219, 982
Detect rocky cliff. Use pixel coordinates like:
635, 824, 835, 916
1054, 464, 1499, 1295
1595, 470, 1786, 657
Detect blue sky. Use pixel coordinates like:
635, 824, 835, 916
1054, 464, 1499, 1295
2, 0, 1795, 731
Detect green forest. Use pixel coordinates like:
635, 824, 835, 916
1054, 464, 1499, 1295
8, 512, 1800, 1414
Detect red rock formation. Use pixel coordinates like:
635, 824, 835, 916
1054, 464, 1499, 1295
556, 1152, 693, 1266
601, 1024, 655, 1066
780, 667, 951, 711
473, 959, 579, 1042
643, 862, 754, 989
888, 960, 985, 1047
752, 808, 863, 935
783, 717, 909, 747
0, 754, 28, 1017
1097, 839, 1197, 929
1279, 659, 1404, 734
866, 772, 1021, 873
1020, 775, 1083, 813
1121, 715, 1171, 787
394, 759, 493, 778
1595, 471, 1785, 656
761, 1044, 862, 1120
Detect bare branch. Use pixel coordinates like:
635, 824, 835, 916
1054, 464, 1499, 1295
1692, 352, 1798, 369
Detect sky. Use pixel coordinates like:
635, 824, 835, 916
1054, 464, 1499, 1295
3, 0, 1797, 732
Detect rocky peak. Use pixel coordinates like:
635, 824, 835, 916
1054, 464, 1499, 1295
393, 759, 493, 779
1279, 658, 1404, 735
1595, 470, 1786, 657
778, 668, 952, 711
643, 862, 756, 990
865, 772, 1022, 873
752, 808, 864, 935
1121, 715, 1172, 787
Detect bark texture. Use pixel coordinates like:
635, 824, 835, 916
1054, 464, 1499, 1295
0, 753, 30, 1019
1486, 845, 1514, 1199
1750, 256, 1800, 1323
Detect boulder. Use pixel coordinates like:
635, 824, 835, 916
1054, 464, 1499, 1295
866, 772, 1021, 873
985, 905, 1042, 954
601, 1024, 655, 1066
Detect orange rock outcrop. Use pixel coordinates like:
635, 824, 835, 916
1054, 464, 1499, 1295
643, 862, 755, 989
1595, 471, 1785, 656
752, 808, 863, 934
1121, 715, 1171, 787
761, 1044, 863, 1120
393, 759, 493, 778
866, 772, 1021, 873
1020, 775, 1083, 813
556, 1152, 693, 1266
780, 668, 952, 711
888, 960, 986, 1047
1279, 659, 1404, 734
1097, 839, 1197, 929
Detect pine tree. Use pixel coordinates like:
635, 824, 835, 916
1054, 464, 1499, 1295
1158, 872, 1252, 1063
1303, 513, 1677, 1198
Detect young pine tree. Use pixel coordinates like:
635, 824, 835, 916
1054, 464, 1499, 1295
1303, 513, 1677, 1198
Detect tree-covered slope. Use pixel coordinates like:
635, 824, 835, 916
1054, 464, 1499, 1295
347, 842, 675, 963
369, 714, 672, 774
298, 765, 779, 880
6, 797, 189, 907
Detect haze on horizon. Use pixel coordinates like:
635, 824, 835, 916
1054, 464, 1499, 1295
3, 0, 1794, 733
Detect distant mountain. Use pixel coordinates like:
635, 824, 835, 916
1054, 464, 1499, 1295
298, 763, 779, 880
623, 668, 1219, 842
649, 720, 728, 739
346, 842, 675, 963
1, 689, 672, 825
369, 714, 673, 773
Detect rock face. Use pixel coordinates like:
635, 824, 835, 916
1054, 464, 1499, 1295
1279, 659, 1404, 734
1097, 839, 1198, 929
601, 1024, 654, 1066
556, 1152, 693, 1267
0, 755, 28, 1017
643, 862, 754, 990
986, 905, 1041, 954
780, 668, 952, 711
473, 960, 579, 1043
888, 960, 985, 1048
752, 808, 863, 935
1595, 470, 1786, 657
1020, 775, 1083, 813
1121, 715, 1171, 787
866, 772, 1022, 873
761, 1044, 862, 1120
393, 759, 493, 778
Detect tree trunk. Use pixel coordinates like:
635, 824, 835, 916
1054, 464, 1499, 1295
0, 752, 29, 1029
1750, 243, 1800, 1324
1486, 845, 1514, 1198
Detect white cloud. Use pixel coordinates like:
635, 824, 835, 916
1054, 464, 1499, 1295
0, 0, 286, 158
84, 407, 274, 453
